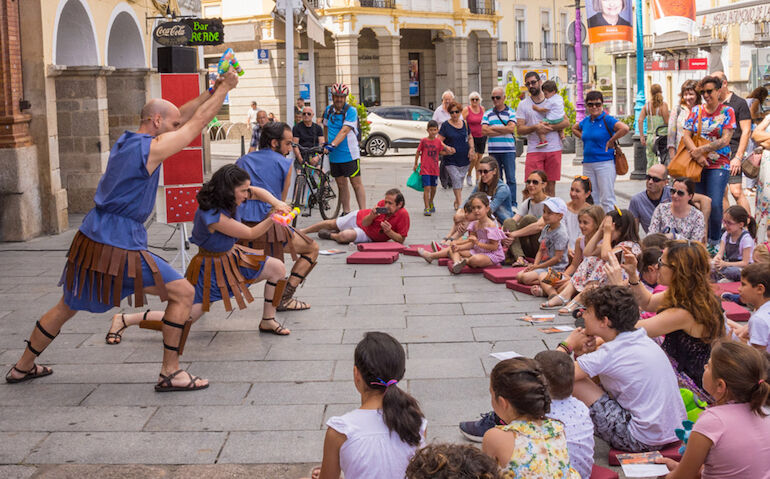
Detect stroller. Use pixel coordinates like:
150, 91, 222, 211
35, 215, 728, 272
654, 125, 670, 165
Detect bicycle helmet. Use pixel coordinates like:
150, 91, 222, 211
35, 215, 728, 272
330, 82, 349, 97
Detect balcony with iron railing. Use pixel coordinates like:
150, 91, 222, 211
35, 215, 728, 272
514, 42, 533, 61
359, 0, 396, 7
498, 41, 508, 62
306, 0, 322, 8
469, 0, 495, 15
756, 21, 770, 43
541, 42, 566, 61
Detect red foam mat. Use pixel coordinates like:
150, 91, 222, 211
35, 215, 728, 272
402, 244, 432, 256
447, 261, 501, 274
484, 266, 526, 284
590, 465, 619, 479
438, 258, 450, 266
722, 300, 750, 322
346, 251, 399, 264
712, 281, 740, 295
506, 279, 533, 295
357, 242, 406, 252
608, 442, 682, 466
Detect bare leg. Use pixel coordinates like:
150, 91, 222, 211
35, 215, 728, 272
335, 176, 350, 213
258, 258, 290, 335
452, 188, 463, 210
350, 175, 366, 210
467, 254, 493, 268
546, 181, 556, 197
7, 297, 77, 380
279, 235, 319, 311
428, 186, 437, 207
330, 229, 358, 244
729, 182, 751, 212
573, 377, 606, 407
302, 218, 340, 235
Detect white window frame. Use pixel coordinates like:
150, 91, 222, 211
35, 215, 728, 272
541, 9, 552, 46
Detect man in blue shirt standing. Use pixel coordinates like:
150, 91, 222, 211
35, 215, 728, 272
323, 82, 365, 215
482, 87, 518, 205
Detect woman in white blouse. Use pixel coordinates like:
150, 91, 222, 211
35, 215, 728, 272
667, 80, 702, 160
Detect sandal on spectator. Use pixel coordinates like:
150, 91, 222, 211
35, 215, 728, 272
540, 294, 568, 310
559, 300, 583, 316
451, 259, 467, 274
511, 257, 530, 267
5, 364, 53, 384
155, 369, 208, 392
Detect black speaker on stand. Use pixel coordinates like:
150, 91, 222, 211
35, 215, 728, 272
158, 46, 197, 73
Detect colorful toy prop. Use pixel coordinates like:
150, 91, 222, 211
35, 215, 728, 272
675, 420, 695, 455
272, 207, 300, 225
208, 48, 244, 92
680, 388, 708, 423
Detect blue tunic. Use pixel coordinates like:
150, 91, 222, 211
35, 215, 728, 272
62, 131, 182, 313
235, 149, 291, 222
189, 208, 265, 306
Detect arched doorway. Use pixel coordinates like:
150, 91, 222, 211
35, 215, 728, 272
106, 8, 146, 68
54, 0, 99, 66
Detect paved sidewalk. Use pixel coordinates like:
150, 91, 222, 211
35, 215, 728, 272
0, 145, 645, 478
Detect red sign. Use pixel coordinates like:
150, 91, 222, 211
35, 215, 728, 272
164, 186, 200, 224
686, 58, 708, 70
162, 149, 204, 185
643, 58, 707, 71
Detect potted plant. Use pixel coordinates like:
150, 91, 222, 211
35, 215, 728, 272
560, 87, 577, 154
619, 115, 635, 146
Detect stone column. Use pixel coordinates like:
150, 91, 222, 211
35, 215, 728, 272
334, 34, 359, 99
478, 37, 498, 97
0, 0, 43, 240
445, 36, 469, 102
106, 69, 151, 145
378, 35, 402, 106
52, 66, 113, 213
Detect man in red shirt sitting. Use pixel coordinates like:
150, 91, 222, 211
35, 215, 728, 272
301, 188, 410, 244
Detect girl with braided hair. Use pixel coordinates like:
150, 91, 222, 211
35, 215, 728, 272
482, 357, 579, 478
319, 332, 426, 479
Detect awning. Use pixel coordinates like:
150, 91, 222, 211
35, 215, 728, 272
306, 9, 325, 46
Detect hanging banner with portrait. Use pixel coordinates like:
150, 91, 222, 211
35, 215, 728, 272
651, 0, 696, 35
586, 0, 633, 44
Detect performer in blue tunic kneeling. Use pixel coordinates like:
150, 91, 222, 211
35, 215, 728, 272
5, 71, 240, 392
104, 164, 293, 345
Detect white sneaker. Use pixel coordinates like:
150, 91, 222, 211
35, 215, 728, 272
466, 175, 473, 186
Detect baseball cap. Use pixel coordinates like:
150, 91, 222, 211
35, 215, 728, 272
542, 197, 568, 215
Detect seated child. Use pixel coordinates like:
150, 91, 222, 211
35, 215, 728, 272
712, 205, 756, 282
320, 332, 426, 479
641, 232, 668, 250
482, 357, 580, 478
419, 193, 506, 273
406, 443, 502, 479
534, 350, 595, 479
531, 80, 565, 148
728, 263, 770, 352
443, 201, 474, 245
657, 340, 770, 479
560, 285, 687, 452
516, 197, 570, 296
722, 242, 770, 305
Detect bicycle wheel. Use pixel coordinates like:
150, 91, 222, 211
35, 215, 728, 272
291, 174, 307, 227
317, 173, 341, 220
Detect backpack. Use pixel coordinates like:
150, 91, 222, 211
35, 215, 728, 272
324, 103, 362, 143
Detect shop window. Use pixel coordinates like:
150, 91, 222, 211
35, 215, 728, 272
359, 77, 381, 107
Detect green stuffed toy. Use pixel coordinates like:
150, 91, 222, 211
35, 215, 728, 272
679, 388, 707, 423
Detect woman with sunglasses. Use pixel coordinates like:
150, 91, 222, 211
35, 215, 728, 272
648, 177, 706, 242
502, 170, 550, 266
681, 76, 736, 250
463, 92, 486, 186
571, 90, 630, 212
438, 100, 475, 210
607, 240, 725, 404
456, 156, 512, 223
667, 80, 702, 162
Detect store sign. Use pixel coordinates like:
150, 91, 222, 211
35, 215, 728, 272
703, 4, 770, 27
153, 18, 224, 46
643, 58, 708, 71
686, 58, 708, 70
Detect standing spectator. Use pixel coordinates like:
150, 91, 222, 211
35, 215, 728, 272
753, 115, 770, 241
414, 120, 453, 215
438, 100, 474, 210
292, 106, 324, 162
667, 80, 702, 161
294, 96, 305, 124
246, 101, 259, 130
516, 72, 571, 197
713, 71, 752, 213
323, 82, 365, 215
463, 91, 486, 186
432, 90, 455, 126
532, 80, 567, 148
248, 110, 269, 153
747, 86, 768, 123
648, 177, 706, 242
638, 84, 670, 169
572, 90, 630, 212
682, 75, 736, 250
482, 87, 518, 205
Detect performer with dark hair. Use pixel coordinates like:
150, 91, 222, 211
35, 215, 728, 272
5, 71, 240, 391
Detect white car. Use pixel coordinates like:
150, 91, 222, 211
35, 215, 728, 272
363, 106, 434, 157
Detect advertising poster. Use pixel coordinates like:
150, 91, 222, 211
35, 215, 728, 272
586, 0, 633, 43
652, 0, 696, 35
298, 59, 311, 100
409, 59, 419, 97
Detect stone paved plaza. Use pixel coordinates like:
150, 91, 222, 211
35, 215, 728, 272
0, 146, 642, 478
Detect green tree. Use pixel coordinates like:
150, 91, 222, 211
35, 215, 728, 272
347, 93, 370, 140
559, 87, 576, 137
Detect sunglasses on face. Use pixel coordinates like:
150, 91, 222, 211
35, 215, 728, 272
525, 81, 539, 87
471, 98, 480, 101
302, 112, 313, 116
574, 175, 589, 180
450, 110, 460, 114
672, 189, 688, 197
478, 169, 491, 174
526, 179, 541, 185
645, 174, 664, 183
702, 88, 715, 96
586, 102, 602, 107
491, 96, 502, 100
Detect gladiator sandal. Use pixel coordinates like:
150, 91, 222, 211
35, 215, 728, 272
25, 320, 58, 357
152, 317, 193, 356
277, 255, 315, 312
5, 321, 57, 383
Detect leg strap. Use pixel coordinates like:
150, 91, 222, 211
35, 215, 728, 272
160, 318, 193, 355
25, 321, 58, 356
142, 310, 150, 321
290, 255, 317, 284
264, 279, 287, 308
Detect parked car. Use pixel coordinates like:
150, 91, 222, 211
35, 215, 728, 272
363, 106, 434, 156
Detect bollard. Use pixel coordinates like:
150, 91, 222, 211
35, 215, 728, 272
573, 137, 584, 166
629, 134, 646, 180
241, 135, 245, 156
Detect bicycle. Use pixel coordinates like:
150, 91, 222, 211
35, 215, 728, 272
290, 145, 341, 227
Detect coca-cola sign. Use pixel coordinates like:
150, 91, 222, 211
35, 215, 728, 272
153, 21, 192, 46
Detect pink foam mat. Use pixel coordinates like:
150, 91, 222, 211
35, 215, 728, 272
722, 300, 750, 322
346, 251, 399, 264
402, 244, 432, 256
712, 281, 740, 295
608, 442, 682, 466
505, 279, 533, 295
447, 261, 501, 274
590, 465, 618, 479
438, 258, 450, 266
356, 242, 406, 252
483, 266, 526, 284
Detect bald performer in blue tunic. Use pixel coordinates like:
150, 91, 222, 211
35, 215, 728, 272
5, 71, 241, 392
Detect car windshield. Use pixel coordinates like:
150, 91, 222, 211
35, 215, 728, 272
408, 108, 433, 122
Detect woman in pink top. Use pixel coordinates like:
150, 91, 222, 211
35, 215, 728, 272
658, 340, 770, 479
463, 91, 486, 186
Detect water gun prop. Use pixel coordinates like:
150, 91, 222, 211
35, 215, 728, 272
272, 207, 300, 225
675, 420, 695, 455
208, 48, 244, 92
679, 388, 707, 423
